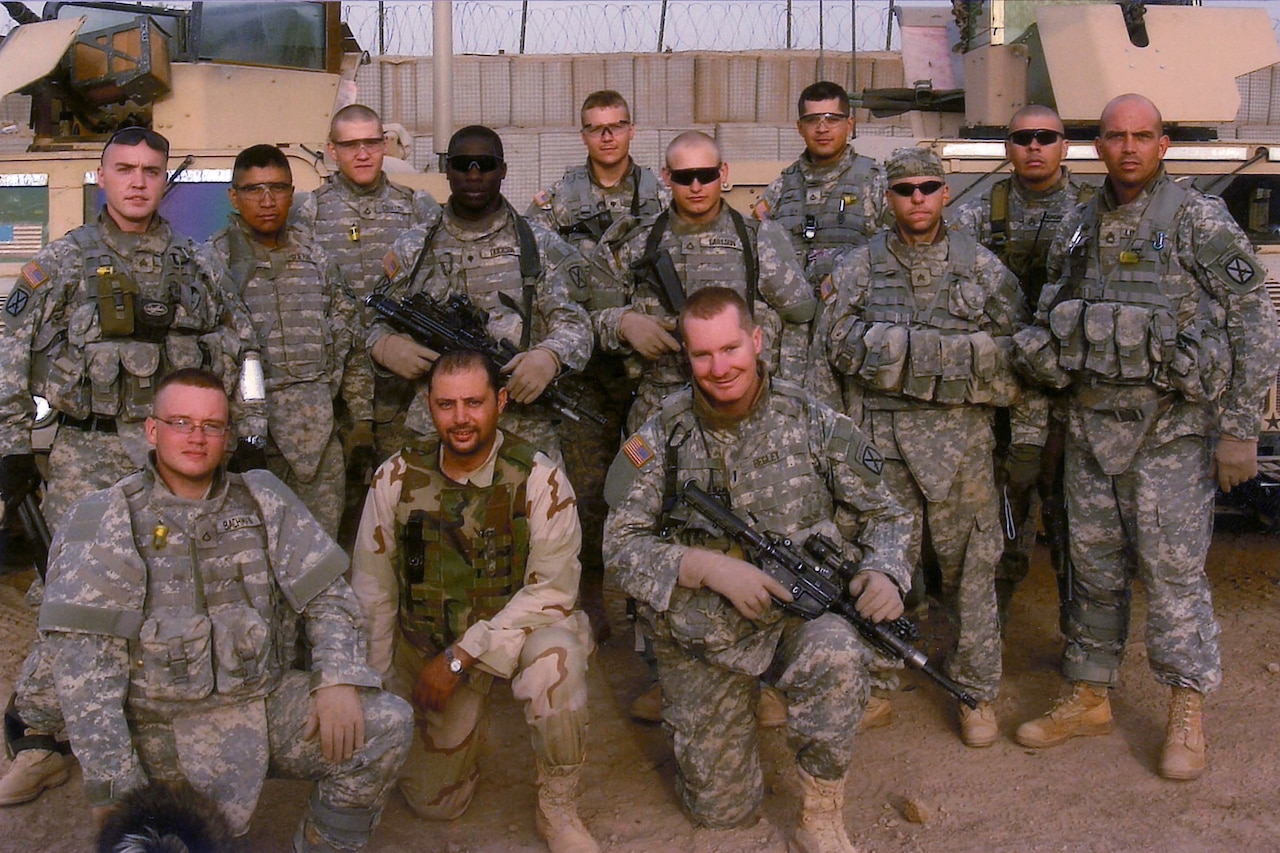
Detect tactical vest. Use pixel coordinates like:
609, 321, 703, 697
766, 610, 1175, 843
31, 222, 215, 423
309, 175, 423, 300
393, 437, 536, 651
771, 152, 880, 279
1044, 179, 1215, 393
844, 230, 1002, 406
554, 162, 664, 247
988, 177, 1095, 305
123, 472, 282, 706
658, 383, 836, 538
221, 225, 331, 387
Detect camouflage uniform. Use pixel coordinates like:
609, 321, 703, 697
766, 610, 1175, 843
370, 201, 593, 461
202, 216, 369, 537
527, 160, 669, 582
602, 375, 911, 827
755, 147, 891, 409
350, 431, 592, 818
38, 463, 412, 849
952, 170, 1091, 607
588, 205, 818, 432
0, 210, 261, 526
1014, 170, 1280, 691
826, 227, 1037, 702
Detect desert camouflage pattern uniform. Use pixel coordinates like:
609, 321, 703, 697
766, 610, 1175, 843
588, 204, 818, 432
202, 216, 368, 537
369, 200, 593, 462
952, 169, 1090, 606
292, 172, 442, 461
603, 375, 911, 827
350, 431, 592, 818
755, 147, 890, 407
526, 160, 669, 581
38, 464, 411, 849
1014, 170, 1280, 691
826, 227, 1038, 701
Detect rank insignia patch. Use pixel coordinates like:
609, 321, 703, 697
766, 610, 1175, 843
622, 434, 655, 468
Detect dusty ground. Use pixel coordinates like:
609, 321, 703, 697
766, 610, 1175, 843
0, 518, 1276, 853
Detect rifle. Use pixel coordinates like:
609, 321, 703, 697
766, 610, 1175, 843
679, 481, 978, 709
3, 474, 50, 580
365, 289, 608, 426
629, 247, 685, 315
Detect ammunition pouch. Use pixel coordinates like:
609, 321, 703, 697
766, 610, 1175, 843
134, 297, 174, 342
31, 325, 88, 419
132, 613, 216, 702
95, 268, 139, 337
1159, 324, 1233, 404
857, 323, 908, 391
210, 605, 273, 694
1049, 299, 1085, 371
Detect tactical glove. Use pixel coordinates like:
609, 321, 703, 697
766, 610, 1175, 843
228, 438, 269, 473
343, 420, 376, 478
0, 453, 40, 509
1004, 443, 1042, 493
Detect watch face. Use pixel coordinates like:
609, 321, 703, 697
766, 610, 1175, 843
449, 660, 463, 674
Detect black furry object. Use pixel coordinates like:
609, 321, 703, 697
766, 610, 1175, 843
96, 782, 234, 853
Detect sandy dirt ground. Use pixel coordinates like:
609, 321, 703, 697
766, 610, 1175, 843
0, 518, 1276, 853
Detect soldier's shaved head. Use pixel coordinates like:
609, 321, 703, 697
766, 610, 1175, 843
1100, 93, 1163, 135
1008, 104, 1065, 134
665, 131, 720, 169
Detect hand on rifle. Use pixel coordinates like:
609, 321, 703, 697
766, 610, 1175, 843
618, 311, 680, 360
372, 333, 438, 380
679, 548, 792, 621
0, 453, 40, 519
502, 347, 559, 404
848, 570, 904, 623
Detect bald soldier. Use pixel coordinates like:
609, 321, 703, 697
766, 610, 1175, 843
1013, 94, 1279, 780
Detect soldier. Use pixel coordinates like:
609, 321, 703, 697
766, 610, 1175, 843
526, 89, 669, 641
291, 104, 443, 543
1013, 94, 1280, 780
825, 148, 1038, 747
589, 130, 817, 433
0, 127, 262, 806
369, 125, 593, 462
351, 349, 598, 853
754, 80, 889, 405
603, 287, 910, 851
39, 369, 413, 851
951, 105, 1092, 629
202, 144, 368, 537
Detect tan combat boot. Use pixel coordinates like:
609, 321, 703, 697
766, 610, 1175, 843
756, 685, 788, 728
1015, 682, 1114, 748
628, 683, 663, 723
959, 701, 998, 748
857, 694, 892, 732
1158, 687, 1206, 781
0, 749, 69, 806
789, 767, 861, 853
534, 761, 600, 853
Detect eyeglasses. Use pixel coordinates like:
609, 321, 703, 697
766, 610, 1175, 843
153, 416, 232, 437
799, 112, 850, 128
582, 120, 631, 139
446, 155, 505, 173
888, 180, 946, 197
667, 166, 721, 187
104, 126, 170, 158
1006, 129, 1064, 147
233, 182, 294, 201
331, 137, 386, 153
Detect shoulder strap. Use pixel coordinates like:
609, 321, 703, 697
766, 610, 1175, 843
989, 178, 1010, 241
644, 208, 671, 259
726, 205, 759, 312
510, 205, 541, 350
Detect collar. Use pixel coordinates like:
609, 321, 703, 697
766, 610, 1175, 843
439, 431, 505, 487
443, 197, 511, 240
230, 214, 291, 252
334, 170, 388, 197
587, 157, 636, 189
97, 208, 168, 252
1101, 166, 1167, 212
1013, 166, 1071, 200
145, 453, 225, 504
669, 201, 730, 235
799, 145, 856, 179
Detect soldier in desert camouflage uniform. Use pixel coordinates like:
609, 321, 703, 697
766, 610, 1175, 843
202, 144, 368, 537
951, 105, 1092, 629
754, 80, 889, 408
39, 369, 412, 852
527, 90, 669, 641
369, 125, 593, 462
1013, 94, 1280, 781
291, 104, 442, 546
826, 148, 1039, 747
351, 350, 598, 853
603, 287, 910, 852
0, 128, 263, 807
588, 131, 818, 433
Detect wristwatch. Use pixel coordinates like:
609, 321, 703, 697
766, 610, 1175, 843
444, 646, 464, 675
241, 434, 267, 450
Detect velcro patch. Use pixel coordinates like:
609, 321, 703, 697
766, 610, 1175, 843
217, 514, 262, 533
533, 190, 552, 209
382, 249, 400, 280
622, 433, 655, 468
1222, 252, 1260, 287
752, 199, 771, 220
20, 261, 48, 289
820, 274, 835, 302
4, 283, 32, 320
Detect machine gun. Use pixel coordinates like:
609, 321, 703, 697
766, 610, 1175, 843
365, 289, 608, 426
679, 481, 978, 709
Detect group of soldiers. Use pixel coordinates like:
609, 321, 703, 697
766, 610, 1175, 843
0, 78, 1274, 853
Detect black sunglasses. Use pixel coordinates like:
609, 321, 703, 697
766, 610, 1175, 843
446, 154, 504, 173
888, 180, 946, 197
105, 126, 170, 157
668, 166, 721, 187
1007, 129, 1064, 147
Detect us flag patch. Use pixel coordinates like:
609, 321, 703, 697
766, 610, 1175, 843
382, 250, 400, 280
20, 261, 47, 289
622, 434, 655, 468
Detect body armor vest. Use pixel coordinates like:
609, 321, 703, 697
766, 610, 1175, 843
32, 221, 215, 422
554, 162, 664, 247
848, 230, 1001, 405
772, 151, 879, 280
123, 472, 282, 709
1046, 179, 1205, 391
310, 176, 422, 301
220, 226, 330, 387
988, 178, 1094, 306
394, 437, 536, 651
